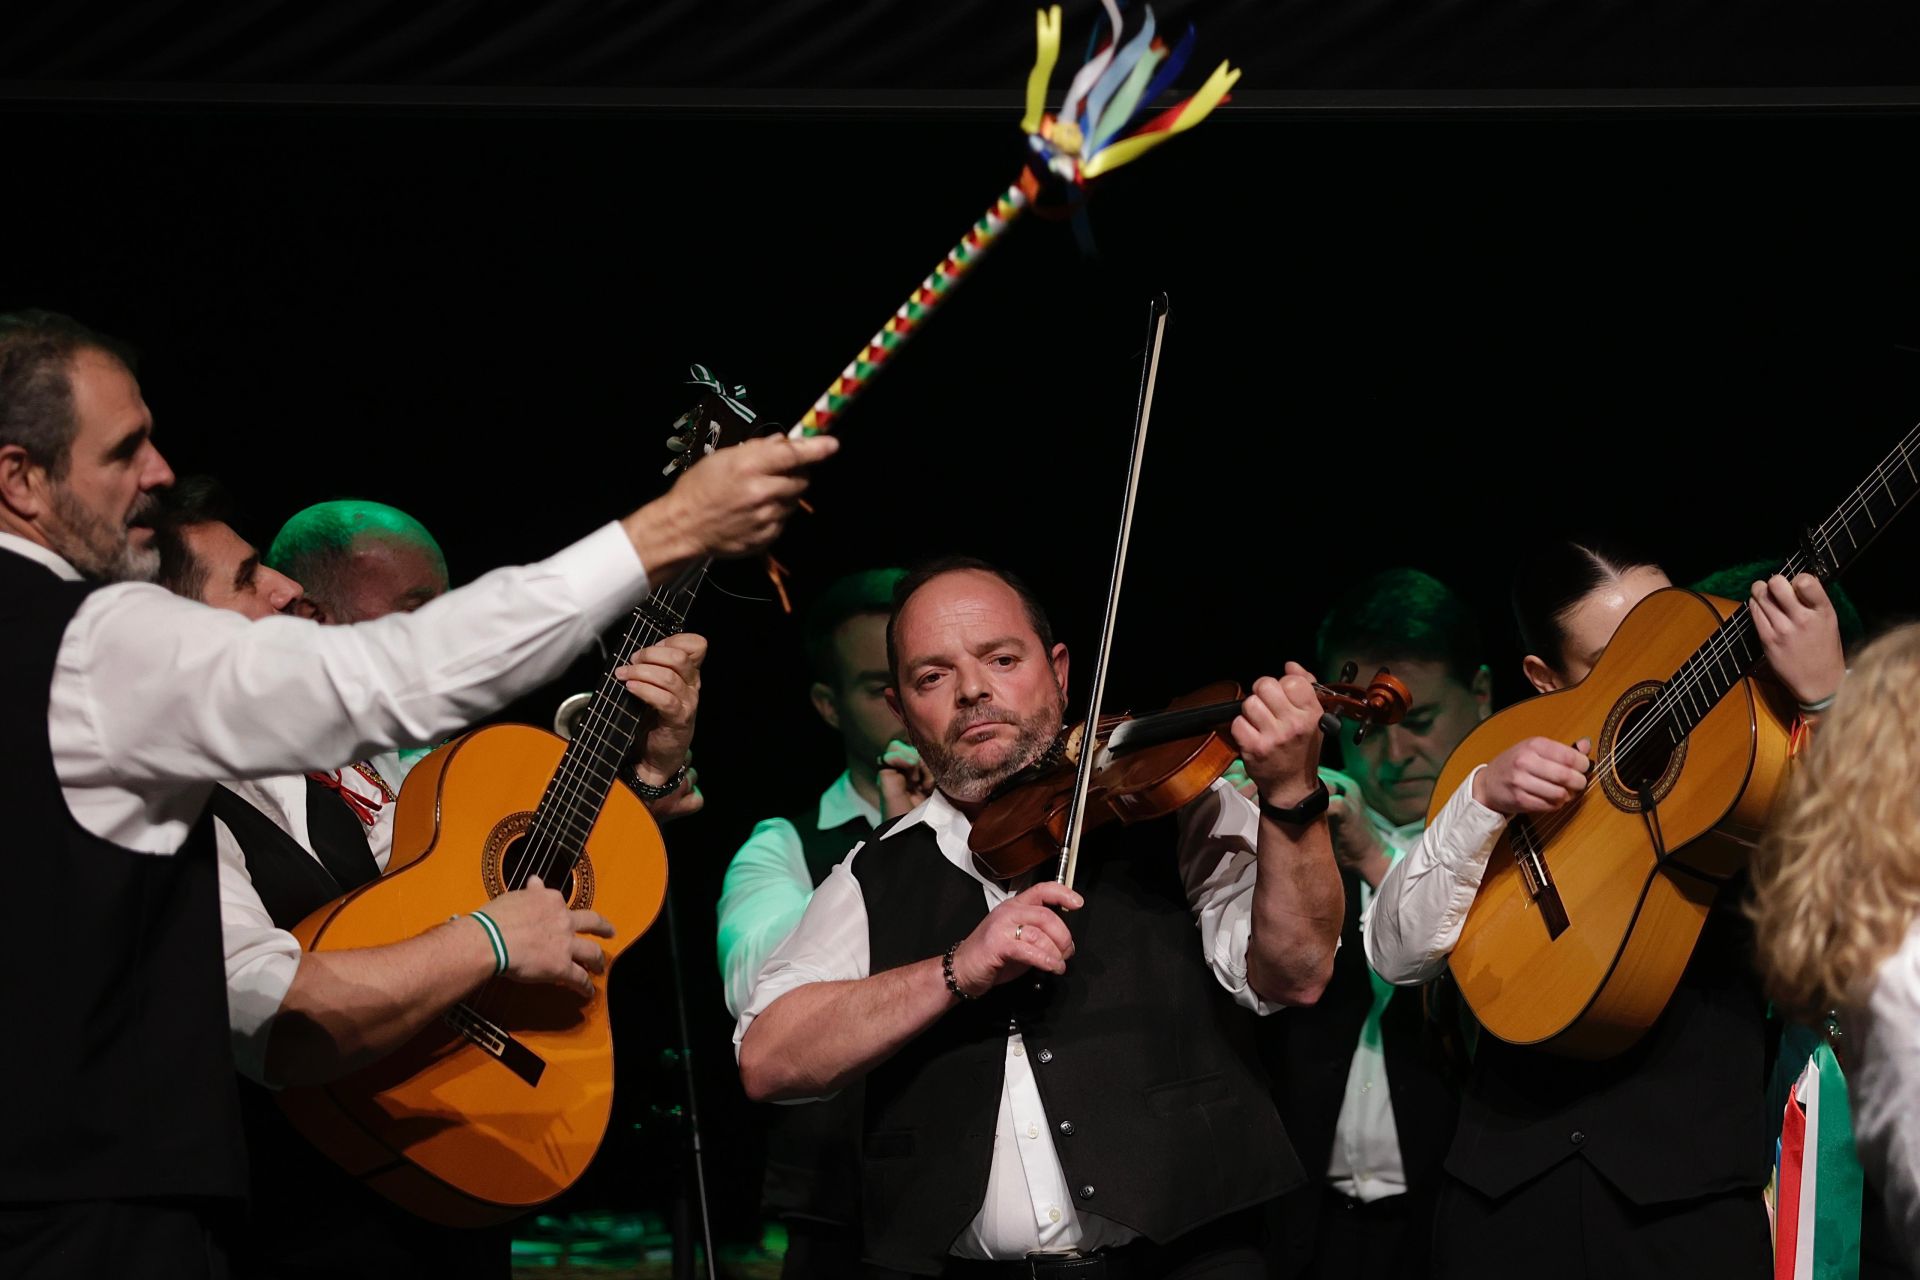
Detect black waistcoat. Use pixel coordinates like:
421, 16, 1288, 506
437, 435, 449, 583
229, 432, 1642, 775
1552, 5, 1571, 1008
0, 549, 246, 1203
758, 799, 875, 1227
215, 776, 508, 1277
854, 815, 1302, 1276
1264, 868, 1460, 1190
1445, 896, 1772, 1203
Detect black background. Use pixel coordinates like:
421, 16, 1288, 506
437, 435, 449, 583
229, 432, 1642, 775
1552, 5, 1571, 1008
10, 92, 1920, 1242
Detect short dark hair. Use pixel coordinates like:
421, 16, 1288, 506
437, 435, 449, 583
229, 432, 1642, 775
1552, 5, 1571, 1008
153, 475, 236, 600
1511, 537, 1664, 671
886, 556, 1056, 684
1691, 558, 1867, 651
0, 309, 138, 479
802, 567, 908, 688
1316, 568, 1485, 688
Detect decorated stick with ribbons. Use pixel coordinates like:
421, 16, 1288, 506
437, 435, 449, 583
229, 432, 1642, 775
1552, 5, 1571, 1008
790, 1, 1240, 437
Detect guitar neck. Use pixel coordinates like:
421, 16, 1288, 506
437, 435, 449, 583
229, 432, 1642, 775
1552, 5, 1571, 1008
1663, 422, 1920, 738
517, 561, 710, 883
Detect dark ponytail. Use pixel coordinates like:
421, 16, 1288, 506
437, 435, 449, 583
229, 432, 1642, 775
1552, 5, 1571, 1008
1511, 539, 1663, 672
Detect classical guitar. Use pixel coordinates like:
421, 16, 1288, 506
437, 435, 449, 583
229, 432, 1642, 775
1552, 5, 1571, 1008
276, 372, 760, 1226
1436, 424, 1920, 1058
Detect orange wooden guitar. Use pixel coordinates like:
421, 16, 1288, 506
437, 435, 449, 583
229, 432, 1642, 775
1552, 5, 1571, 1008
276, 375, 759, 1225
1436, 424, 1920, 1059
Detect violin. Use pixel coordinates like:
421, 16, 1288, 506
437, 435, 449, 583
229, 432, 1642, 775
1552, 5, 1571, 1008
968, 665, 1410, 884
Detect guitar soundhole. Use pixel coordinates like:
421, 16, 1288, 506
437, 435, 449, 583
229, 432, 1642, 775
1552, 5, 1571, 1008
1598, 681, 1689, 812
481, 811, 596, 908
500, 831, 577, 901
1611, 701, 1674, 790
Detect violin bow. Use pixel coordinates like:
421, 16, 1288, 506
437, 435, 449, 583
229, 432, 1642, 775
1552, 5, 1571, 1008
1057, 293, 1171, 892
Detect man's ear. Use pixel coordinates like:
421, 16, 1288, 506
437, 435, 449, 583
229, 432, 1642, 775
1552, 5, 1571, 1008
1471, 663, 1493, 720
1521, 654, 1562, 695
810, 681, 841, 731
0, 443, 49, 523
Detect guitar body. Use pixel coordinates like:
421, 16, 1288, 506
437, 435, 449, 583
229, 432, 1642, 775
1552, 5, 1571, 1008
1436, 588, 1796, 1058
278, 723, 669, 1226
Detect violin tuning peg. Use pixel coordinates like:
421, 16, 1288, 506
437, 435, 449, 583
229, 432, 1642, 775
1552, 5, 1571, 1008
1318, 712, 1342, 738
1352, 722, 1371, 745
1339, 662, 1358, 684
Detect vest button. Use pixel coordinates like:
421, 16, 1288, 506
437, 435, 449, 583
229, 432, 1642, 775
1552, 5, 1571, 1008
1036, 1048, 1054, 1064
1077, 1185, 1096, 1200
1570, 1130, 1587, 1145
1058, 1120, 1075, 1136
1032, 980, 1045, 994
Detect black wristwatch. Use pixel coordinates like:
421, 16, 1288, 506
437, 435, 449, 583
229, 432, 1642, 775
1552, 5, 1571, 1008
1259, 778, 1331, 827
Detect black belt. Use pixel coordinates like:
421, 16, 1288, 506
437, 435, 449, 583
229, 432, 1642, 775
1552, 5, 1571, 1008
942, 1249, 1125, 1279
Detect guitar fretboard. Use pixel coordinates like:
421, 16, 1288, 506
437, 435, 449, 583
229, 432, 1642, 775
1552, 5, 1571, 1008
1651, 423, 1920, 748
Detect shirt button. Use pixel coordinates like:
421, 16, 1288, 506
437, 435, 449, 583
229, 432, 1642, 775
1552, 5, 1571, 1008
1048, 1206, 1062, 1224
1077, 1185, 1096, 1200
1057, 1120, 1075, 1136
1011, 1043, 1025, 1058
1570, 1130, 1587, 1145
1036, 1049, 1054, 1064
1026, 1123, 1039, 1139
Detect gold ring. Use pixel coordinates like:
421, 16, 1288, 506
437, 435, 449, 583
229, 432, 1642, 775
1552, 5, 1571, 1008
1014, 923, 1025, 942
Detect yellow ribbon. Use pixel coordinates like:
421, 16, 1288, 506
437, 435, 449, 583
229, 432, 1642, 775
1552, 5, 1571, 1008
1021, 6, 1063, 135
1080, 60, 1241, 180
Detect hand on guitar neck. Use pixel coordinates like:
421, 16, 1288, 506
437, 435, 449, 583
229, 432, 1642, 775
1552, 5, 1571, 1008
1749, 573, 1845, 711
620, 431, 840, 580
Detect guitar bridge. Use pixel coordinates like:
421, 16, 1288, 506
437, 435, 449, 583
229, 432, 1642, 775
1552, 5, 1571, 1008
444, 1002, 547, 1087
1510, 816, 1570, 940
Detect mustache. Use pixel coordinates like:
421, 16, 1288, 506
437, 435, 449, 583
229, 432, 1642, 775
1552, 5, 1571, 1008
124, 492, 162, 529
945, 708, 1014, 744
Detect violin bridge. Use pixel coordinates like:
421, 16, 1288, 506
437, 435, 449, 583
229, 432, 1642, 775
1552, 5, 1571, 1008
1510, 816, 1570, 940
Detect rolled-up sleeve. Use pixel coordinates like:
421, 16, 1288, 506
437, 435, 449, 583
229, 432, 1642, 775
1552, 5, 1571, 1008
215, 818, 302, 1084
717, 818, 815, 1020
733, 858, 873, 1058
1175, 778, 1282, 1015
1363, 767, 1508, 986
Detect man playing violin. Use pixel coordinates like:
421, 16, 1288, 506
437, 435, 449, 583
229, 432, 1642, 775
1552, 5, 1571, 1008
735, 557, 1345, 1279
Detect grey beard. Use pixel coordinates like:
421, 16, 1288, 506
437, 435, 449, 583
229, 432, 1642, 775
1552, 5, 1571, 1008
49, 484, 160, 584
920, 699, 1064, 804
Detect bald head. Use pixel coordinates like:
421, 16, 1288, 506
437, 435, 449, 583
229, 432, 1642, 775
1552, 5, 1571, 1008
267, 500, 449, 623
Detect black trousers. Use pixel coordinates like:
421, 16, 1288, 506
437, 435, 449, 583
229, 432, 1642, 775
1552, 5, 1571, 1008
929, 1208, 1270, 1280
0, 1198, 232, 1280
1269, 1186, 1426, 1280
784, 1218, 889, 1280
1432, 1159, 1771, 1280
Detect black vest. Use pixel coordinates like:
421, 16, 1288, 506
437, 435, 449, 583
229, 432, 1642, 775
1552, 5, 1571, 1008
855, 816, 1302, 1276
758, 798, 875, 1226
215, 776, 509, 1277
1446, 896, 1772, 1203
0, 549, 246, 1203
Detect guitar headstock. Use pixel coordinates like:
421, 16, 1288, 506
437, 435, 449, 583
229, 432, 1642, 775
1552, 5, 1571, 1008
662, 364, 760, 478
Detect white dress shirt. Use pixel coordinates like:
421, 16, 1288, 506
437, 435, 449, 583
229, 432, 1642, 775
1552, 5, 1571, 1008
216, 757, 409, 1083
735, 777, 1278, 1260
2, 524, 651, 1075
1363, 766, 1510, 987
1320, 767, 1425, 1203
716, 770, 881, 1020
1851, 921, 1920, 1260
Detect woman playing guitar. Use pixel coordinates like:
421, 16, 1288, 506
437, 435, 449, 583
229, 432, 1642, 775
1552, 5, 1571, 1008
1364, 538, 1845, 1279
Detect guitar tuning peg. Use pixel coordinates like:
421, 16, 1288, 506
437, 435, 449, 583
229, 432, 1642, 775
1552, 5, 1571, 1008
664, 436, 689, 452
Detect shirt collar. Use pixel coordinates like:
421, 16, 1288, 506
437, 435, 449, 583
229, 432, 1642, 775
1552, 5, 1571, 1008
874, 788, 998, 888
0, 531, 82, 582
818, 769, 882, 830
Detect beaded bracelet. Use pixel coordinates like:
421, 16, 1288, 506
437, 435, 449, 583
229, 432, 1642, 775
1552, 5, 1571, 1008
942, 940, 972, 1001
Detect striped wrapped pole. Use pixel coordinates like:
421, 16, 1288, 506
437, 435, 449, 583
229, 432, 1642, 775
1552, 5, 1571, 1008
792, 180, 1031, 436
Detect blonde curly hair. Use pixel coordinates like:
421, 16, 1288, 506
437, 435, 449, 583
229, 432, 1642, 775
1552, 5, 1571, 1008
1750, 622, 1920, 1017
